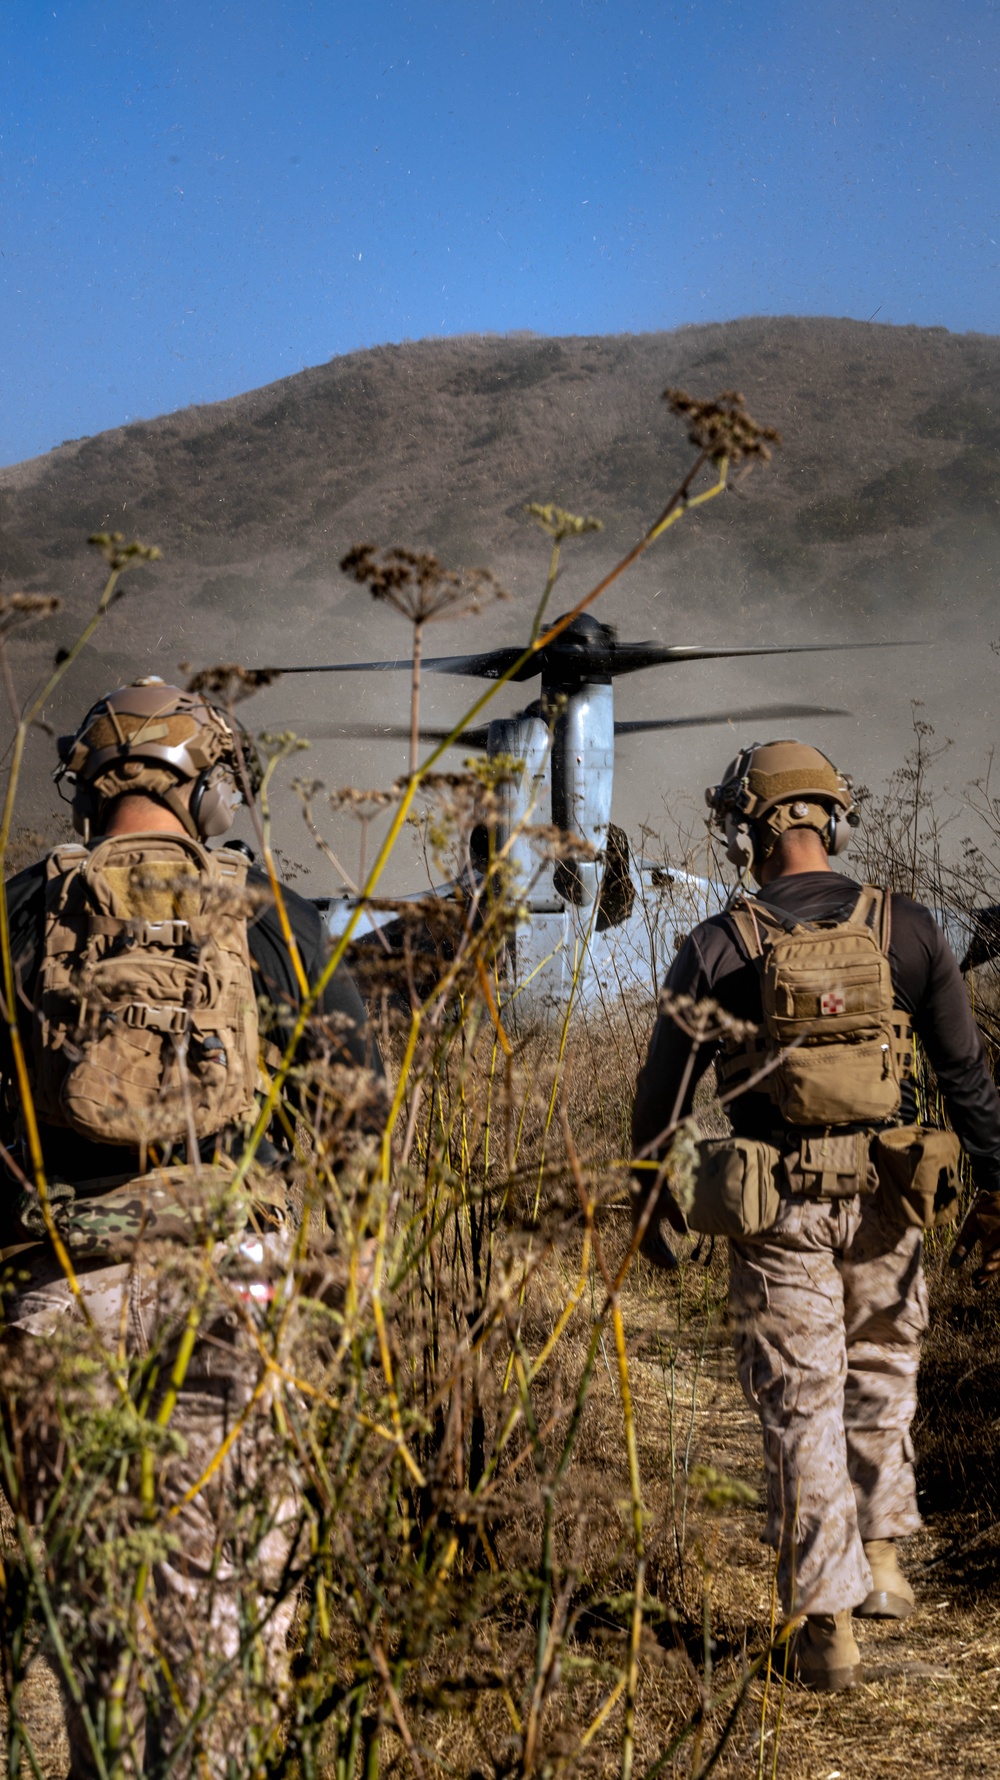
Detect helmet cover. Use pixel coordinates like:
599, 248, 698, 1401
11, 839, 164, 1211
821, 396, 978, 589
706, 738, 856, 865
55, 678, 258, 834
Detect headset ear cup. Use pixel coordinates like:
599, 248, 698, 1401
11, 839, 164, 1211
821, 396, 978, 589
829, 810, 855, 857
189, 766, 240, 838
724, 818, 755, 872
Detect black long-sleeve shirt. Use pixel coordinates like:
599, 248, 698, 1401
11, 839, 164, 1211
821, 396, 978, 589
0, 856, 384, 1210
632, 871, 1000, 1197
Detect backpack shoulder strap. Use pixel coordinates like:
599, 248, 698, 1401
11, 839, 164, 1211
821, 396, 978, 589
730, 884, 891, 961
43, 843, 88, 889
40, 845, 91, 946
727, 904, 761, 960
45, 842, 88, 868
869, 885, 892, 956
726, 895, 793, 961
848, 884, 890, 954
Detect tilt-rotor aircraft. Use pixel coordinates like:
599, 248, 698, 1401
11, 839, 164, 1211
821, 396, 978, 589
273, 613, 910, 1020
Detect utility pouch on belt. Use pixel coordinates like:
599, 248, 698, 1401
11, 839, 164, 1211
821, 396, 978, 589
782, 1130, 876, 1199
688, 1137, 782, 1237
873, 1126, 962, 1229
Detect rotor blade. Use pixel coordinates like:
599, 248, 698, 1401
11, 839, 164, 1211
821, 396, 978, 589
266, 635, 925, 682
614, 703, 851, 736
605, 639, 925, 675
424, 647, 536, 680
298, 721, 490, 748
266, 646, 533, 681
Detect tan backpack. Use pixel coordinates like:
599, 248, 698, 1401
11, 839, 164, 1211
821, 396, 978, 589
685, 887, 963, 1233
719, 885, 913, 1127
32, 833, 260, 1149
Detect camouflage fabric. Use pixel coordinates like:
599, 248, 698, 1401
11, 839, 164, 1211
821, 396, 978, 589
729, 1190, 927, 1616
2, 1235, 299, 1778
15, 1159, 286, 1259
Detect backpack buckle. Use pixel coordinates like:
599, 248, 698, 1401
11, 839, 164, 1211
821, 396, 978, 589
129, 919, 191, 948
122, 1002, 188, 1035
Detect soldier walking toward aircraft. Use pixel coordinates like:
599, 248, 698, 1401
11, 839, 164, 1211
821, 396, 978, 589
632, 739, 1000, 1690
0, 679, 384, 1775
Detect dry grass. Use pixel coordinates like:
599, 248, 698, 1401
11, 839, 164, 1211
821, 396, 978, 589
1, 394, 998, 1780
0, 986, 997, 1779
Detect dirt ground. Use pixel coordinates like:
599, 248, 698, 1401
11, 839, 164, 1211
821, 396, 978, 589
622, 1261, 1000, 1780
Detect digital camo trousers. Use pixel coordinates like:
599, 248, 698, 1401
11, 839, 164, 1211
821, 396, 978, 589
0, 1245, 300, 1779
729, 1191, 928, 1617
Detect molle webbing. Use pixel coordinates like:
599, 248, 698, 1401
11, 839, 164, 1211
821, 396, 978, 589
716, 1010, 913, 1092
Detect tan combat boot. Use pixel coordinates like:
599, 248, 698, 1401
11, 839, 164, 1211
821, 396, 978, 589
789, 1612, 862, 1691
855, 1538, 916, 1619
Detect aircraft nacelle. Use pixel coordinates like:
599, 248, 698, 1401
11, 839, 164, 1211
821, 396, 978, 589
487, 709, 552, 899
489, 680, 615, 908
549, 680, 614, 907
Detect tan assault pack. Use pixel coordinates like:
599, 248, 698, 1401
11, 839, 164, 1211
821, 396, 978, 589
685, 886, 962, 1237
719, 886, 912, 1130
32, 833, 260, 1149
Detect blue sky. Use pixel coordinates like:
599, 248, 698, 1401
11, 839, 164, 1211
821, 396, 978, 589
2, 0, 999, 465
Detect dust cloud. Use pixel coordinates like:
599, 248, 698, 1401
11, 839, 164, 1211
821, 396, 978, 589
1, 317, 997, 887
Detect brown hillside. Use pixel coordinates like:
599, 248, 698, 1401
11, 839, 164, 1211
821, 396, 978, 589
1, 318, 998, 864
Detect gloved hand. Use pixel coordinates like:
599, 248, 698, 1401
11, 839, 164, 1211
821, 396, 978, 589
950, 1190, 1000, 1288
631, 1176, 685, 1272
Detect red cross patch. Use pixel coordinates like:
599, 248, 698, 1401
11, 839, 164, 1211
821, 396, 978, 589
820, 989, 846, 1016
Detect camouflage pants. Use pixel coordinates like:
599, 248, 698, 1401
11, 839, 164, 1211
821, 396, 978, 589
729, 1190, 928, 1616
1, 1244, 301, 1779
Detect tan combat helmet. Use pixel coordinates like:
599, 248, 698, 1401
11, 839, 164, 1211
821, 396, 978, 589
55, 677, 257, 840
706, 738, 857, 876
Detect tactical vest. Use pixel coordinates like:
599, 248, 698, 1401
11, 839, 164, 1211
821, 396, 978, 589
684, 888, 964, 1231
32, 833, 260, 1150
717, 885, 913, 1132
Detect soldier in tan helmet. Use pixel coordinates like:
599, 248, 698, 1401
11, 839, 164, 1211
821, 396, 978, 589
632, 739, 1000, 1690
0, 680, 385, 1775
